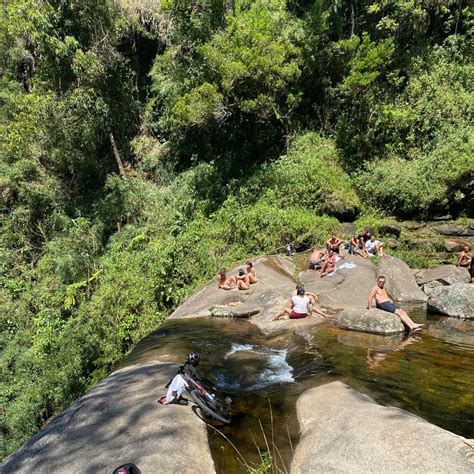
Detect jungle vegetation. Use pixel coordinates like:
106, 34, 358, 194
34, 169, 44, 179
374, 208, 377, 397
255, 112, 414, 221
1, 0, 473, 458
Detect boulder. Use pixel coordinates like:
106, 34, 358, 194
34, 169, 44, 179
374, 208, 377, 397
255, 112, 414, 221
386, 238, 398, 249
470, 219, 474, 230
377, 256, 428, 302
211, 305, 260, 318
379, 223, 401, 237
402, 220, 425, 230
415, 265, 470, 286
333, 308, 405, 335
427, 284, 474, 319
444, 239, 470, 252
291, 381, 474, 474
422, 280, 443, 296
0, 362, 216, 474
437, 224, 474, 236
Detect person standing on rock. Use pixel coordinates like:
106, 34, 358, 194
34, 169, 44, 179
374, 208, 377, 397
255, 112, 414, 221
368, 275, 424, 331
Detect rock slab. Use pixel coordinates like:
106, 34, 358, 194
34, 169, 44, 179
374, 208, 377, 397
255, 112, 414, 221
416, 265, 470, 286
334, 308, 405, 335
291, 381, 474, 473
378, 256, 428, 302
0, 362, 215, 474
427, 284, 474, 319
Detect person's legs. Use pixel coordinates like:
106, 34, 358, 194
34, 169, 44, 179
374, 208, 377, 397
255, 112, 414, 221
163, 374, 187, 404
237, 280, 249, 290
395, 309, 424, 331
321, 264, 334, 277
275, 307, 292, 320
376, 243, 384, 256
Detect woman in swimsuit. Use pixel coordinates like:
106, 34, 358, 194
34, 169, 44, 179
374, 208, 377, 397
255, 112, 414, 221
275, 285, 311, 320
216, 268, 237, 290
320, 250, 335, 278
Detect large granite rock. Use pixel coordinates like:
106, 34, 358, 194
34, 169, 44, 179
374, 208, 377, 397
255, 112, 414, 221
437, 224, 474, 236
334, 308, 405, 335
291, 381, 474, 473
379, 223, 401, 237
377, 256, 428, 302
170, 256, 325, 335
427, 284, 474, 319
416, 265, 470, 286
0, 362, 215, 474
300, 257, 378, 311
444, 239, 471, 252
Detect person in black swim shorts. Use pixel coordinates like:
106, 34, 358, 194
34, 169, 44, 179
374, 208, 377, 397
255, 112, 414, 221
368, 275, 424, 332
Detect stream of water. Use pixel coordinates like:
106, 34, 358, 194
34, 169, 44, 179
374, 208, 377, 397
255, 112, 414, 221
122, 309, 474, 473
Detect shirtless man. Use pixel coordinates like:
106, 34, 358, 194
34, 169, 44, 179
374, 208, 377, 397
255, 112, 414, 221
308, 248, 326, 270
326, 234, 342, 254
320, 250, 336, 278
237, 269, 250, 290
216, 268, 237, 290
246, 262, 257, 284
368, 275, 424, 331
457, 246, 472, 268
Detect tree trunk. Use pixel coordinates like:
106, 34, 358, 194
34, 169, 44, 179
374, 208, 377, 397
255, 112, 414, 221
109, 132, 127, 180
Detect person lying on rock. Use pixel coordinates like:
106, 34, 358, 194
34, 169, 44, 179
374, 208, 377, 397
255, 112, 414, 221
217, 268, 237, 290
308, 247, 326, 270
246, 261, 258, 283
159, 352, 200, 405
320, 250, 336, 277
237, 269, 250, 290
365, 235, 384, 257
326, 234, 342, 254
368, 275, 424, 332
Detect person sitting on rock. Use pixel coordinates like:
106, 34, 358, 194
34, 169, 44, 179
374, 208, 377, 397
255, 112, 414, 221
237, 269, 250, 290
246, 261, 258, 284
368, 275, 424, 332
275, 285, 312, 320
320, 250, 336, 278
217, 268, 237, 290
457, 245, 472, 268
308, 248, 326, 270
365, 235, 384, 257
349, 234, 367, 258
291, 284, 329, 317
326, 234, 342, 254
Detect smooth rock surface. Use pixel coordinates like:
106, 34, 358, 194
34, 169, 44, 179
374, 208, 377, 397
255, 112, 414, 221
170, 256, 325, 335
377, 256, 428, 302
427, 284, 474, 319
415, 264, 470, 286
291, 381, 474, 473
422, 280, 444, 296
0, 362, 215, 474
334, 308, 405, 335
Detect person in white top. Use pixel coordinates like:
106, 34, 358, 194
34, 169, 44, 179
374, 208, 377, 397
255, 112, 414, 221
274, 285, 328, 320
365, 235, 384, 256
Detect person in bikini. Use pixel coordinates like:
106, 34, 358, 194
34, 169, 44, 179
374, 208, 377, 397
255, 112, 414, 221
308, 247, 326, 270
320, 250, 336, 278
275, 285, 312, 320
237, 269, 250, 290
368, 275, 424, 331
326, 234, 342, 254
246, 261, 257, 283
216, 268, 237, 290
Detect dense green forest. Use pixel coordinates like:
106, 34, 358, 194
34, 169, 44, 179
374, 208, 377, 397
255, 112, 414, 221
1, 0, 473, 458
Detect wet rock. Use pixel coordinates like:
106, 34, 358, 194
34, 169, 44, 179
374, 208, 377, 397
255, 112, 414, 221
291, 381, 474, 474
427, 284, 474, 319
338, 222, 356, 236
377, 256, 428, 302
415, 265, 470, 286
0, 362, 216, 474
334, 308, 405, 335
211, 305, 260, 318
444, 239, 470, 252
379, 223, 401, 237
386, 238, 398, 249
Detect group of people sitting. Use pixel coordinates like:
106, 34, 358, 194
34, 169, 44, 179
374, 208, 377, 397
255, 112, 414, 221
308, 231, 384, 277
217, 262, 257, 290
457, 245, 474, 283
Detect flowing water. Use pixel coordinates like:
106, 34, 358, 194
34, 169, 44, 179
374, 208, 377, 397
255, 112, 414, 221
122, 309, 474, 473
